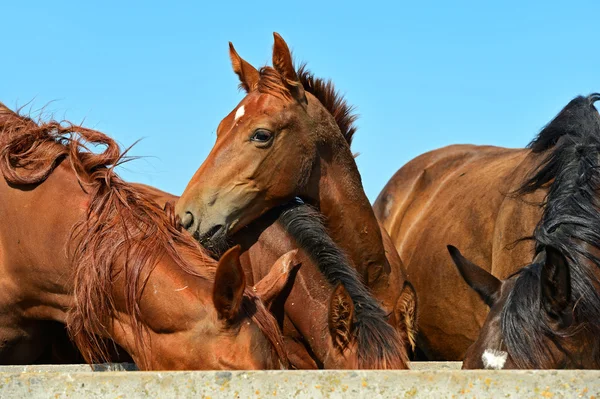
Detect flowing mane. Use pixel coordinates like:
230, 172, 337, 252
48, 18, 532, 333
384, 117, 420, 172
0, 102, 288, 368
256, 64, 358, 146
505, 94, 600, 368
278, 200, 407, 369
526, 94, 600, 154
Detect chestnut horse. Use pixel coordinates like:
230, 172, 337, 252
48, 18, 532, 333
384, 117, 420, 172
138, 184, 415, 369
0, 103, 292, 369
449, 94, 600, 369
373, 94, 600, 360
175, 33, 413, 341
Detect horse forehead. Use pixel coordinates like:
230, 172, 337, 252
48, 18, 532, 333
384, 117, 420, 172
232, 98, 268, 122
242, 93, 281, 113
221, 95, 284, 133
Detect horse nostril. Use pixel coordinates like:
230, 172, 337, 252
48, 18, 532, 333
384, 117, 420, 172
180, 211, 194, 229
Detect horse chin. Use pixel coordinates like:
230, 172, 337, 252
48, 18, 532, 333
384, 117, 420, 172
198, 225, 232, 259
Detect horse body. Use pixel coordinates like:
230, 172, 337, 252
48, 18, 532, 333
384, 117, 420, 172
0, 104, 290, 369
0, 161, 82, 363
373, 143, 545, 359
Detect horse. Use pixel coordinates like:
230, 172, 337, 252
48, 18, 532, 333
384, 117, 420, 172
174, 32, 414, 342
138, 184, 415, 369
373, 93, 600, 361
0, 102, 293, 369
448, 94, 600, 369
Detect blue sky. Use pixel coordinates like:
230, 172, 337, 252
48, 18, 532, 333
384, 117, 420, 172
2, 1, 598, 201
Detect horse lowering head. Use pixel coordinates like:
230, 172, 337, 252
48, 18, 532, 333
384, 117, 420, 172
448, 245, 599, 369
176, 33, 355, 249
195, 245, 297, 369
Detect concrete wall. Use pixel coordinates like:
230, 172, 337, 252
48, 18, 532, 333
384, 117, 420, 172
0, 363, 598, 398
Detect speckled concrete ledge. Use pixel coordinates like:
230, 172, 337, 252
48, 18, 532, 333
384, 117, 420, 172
0, 363, 138, 373
0, 361, 460, 373
0, 368, 597, 399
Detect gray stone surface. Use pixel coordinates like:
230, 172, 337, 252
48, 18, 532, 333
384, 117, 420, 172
0, 363, 138, 373
0, 362, 454, 373
410, 361, 462, 370
0, 368, 598, 398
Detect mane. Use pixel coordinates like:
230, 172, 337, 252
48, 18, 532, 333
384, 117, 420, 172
504, 93, 600, 368
277, 200, 408, 369
256, 64, 358, 146
0, 103, 288, 368
526, 94, 600, 154
502, 257, 600, 368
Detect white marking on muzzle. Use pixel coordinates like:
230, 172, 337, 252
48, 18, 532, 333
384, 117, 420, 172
234, 105, 245, 121
482, 349, 508, 370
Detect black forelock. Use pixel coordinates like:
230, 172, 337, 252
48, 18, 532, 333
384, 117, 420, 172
501, 257, 600, 368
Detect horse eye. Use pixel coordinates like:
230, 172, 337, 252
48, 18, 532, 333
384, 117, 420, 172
250, 129, 273, 143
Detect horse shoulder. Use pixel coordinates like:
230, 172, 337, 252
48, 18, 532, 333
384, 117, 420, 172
491, 151, 546, 278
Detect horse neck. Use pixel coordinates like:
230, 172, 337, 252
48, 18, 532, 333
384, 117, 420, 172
306, 141, 392, 288
239, 221, 351, 369
105, 254, 220, 370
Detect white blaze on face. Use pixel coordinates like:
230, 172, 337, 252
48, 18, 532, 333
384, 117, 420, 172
234, 105, 245, 121
482, 349, 508, 370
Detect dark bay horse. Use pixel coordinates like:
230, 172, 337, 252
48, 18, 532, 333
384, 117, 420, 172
0, 103, 293, 369
137, 184, 415, 369
449, 94, 600, 369
373, 94, 600, 360
175, 33, 414, 343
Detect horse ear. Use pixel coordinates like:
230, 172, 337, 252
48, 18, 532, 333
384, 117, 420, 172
213, 245, 246, 320
541, 246, 573, 326
447, 245, 501, 307
272, 32, 307, 105
254, 249, 301, 307
328, 283, 355, 352
394, 281, 418, 352
229, 42, 260, 92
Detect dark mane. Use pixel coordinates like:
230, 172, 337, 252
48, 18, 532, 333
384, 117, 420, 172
504, 94, 600, 368
256, 64, 359, 146
526, 93, 600, 153
0, 103, 288, 368
502, 256, 600, 368
278, 201, 407, 369
297, 65, 358, 146
519, 94, 600, 195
